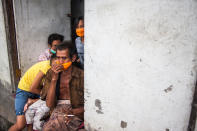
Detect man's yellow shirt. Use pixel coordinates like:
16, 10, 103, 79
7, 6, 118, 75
18, 60, 51, 92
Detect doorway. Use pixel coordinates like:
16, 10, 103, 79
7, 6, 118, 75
71, 0, 84, 43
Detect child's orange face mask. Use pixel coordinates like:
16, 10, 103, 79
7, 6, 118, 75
76, 28, 84, 37
56, 61, 72, 70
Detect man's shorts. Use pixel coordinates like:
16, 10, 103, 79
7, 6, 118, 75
25, 99, 49, 130
15, 88, 40, 116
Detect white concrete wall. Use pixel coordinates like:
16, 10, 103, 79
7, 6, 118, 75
85, 0, 197, 131
14, 0, 71, 74
0, 0, 11, 87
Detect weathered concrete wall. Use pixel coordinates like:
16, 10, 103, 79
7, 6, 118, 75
0, 81, 15, 124
0, 115, 13, 131
0, 0, 15, 126
0, 0, 11, 87
14, 0, 71, 74
85, 0, 197, 131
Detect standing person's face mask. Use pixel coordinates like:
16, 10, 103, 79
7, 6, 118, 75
76, 28, 84, 37
50, 49, 56, 54
76, 19, 84, 37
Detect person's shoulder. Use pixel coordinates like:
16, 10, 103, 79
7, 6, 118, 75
72, 65, 84, 78
75, 37, 81, 44
75, 37, 81, 41
28, 61, 50, 74
73, 66, 83, 73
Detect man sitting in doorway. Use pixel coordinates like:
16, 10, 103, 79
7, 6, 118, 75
38, 33, 64, 61
42, 41, 84, 131
24, 55, 57, 131
75, 16, 84, 69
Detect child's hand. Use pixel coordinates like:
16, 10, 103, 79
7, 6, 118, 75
23, 103, 29, 112
23, 98, 34, 112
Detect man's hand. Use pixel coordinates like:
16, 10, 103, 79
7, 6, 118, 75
46, 63, 63, 108
64, 107, 74, 125
51, 64, 63, 80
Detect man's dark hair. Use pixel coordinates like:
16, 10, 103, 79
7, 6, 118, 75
48, 33, 64, 46
50, 54, 56, 65
56, 41, 76, 58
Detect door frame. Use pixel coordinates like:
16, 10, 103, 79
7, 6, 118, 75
2, 0, 20, 92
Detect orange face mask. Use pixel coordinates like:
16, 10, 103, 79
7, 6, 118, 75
62, 62, 72, 70
76, 28, 84, 37
56, 61, 72, 70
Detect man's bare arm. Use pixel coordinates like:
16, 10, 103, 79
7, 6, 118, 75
46, 64, 63, 108
46, 79, 57, 108
72, 107, 84, 115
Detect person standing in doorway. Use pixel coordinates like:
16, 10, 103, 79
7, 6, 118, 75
75, 17, 84, 69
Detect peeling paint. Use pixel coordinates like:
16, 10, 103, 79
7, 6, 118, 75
166, 128, 170, 131
164, 85, 173, 93
89, 55, 94, 63
85, 88, 91, 98
121, 120, 127, 128
95, 99, 104, 114
96, 110, 103, 114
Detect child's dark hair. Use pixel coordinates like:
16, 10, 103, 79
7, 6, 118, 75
48, 33, 64, 46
